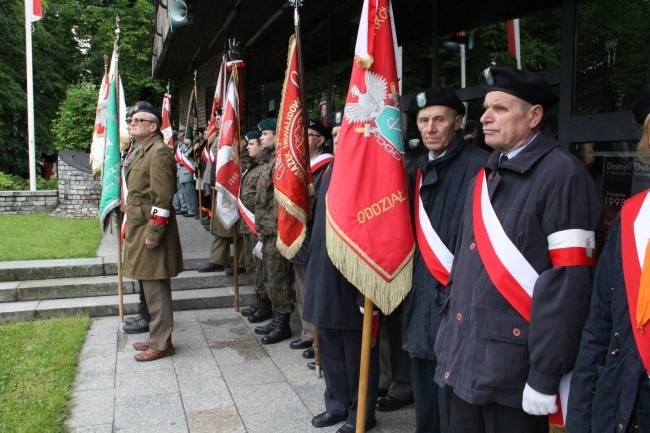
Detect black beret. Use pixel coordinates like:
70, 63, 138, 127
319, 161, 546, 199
479, 67, 558, 110
244, 130, 261, 141
308, 119, 332, 141
258, 118, 277, 132
327, 109, 344, 129
131, 103, 162, 124
407, 88, 466, 118
632, 84, 650, 125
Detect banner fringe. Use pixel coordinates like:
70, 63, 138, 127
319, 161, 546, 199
326, 219, 412, 315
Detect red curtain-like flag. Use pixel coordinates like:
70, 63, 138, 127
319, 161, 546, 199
274, 34, 312, 259
214, 72, 241, 229
206, 55, 228, 146
161, 93, 173, 148
507, 19, 521, 68
325, 0, 414, 314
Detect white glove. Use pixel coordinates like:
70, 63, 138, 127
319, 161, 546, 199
359, 306, 379, 315
522, 383, 558, 416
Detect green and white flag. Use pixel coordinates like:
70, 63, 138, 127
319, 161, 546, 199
98, 53, 121, 231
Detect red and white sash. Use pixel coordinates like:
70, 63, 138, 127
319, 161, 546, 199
237, 170, 259, 237
176, 146, 195, 173
413, 168, 453, 285
621, 189, 650, 375
472, 168, 596, 425
311, 153, 334, 174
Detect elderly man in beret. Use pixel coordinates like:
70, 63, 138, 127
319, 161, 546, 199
253, 118, 295, 344
566, 84, 650, 433
123, 103, 183, 362
396, 88, 488, 431
433, 67, 601, 432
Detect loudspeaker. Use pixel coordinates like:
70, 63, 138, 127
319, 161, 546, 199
169, 0, 192, 31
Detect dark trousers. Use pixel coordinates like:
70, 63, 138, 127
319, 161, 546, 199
449, 393, 548, 433
412, 357, 450, 433
379, 308, 413, 401
630, 376, 650, 432
319, 326, 380, 426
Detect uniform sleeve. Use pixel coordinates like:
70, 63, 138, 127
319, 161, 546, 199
527, 170, 601, 394
565, 218, 618, 433
146, 144, 177, 243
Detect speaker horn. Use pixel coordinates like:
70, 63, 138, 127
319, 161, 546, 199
169, 0, 192, 32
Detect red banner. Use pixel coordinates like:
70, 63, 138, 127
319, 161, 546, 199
325, 0, 413, 314
206, 55, 228, 146
214, 72, 241, 229
161, 93, 173, 148
274, 34, 312, 259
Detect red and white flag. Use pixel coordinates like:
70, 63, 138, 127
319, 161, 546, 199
214, 74, 241, 229
206, 55, 228, 146
29, 0, 42, 22
274, 33, 312, 259
89, 68, 109, 178
160, 93, 173, 148
325, 0, 414, 314
507, 19, 521, 69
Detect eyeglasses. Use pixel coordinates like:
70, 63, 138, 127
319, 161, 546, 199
130, 118, 154, 124
308, 133, 322, 138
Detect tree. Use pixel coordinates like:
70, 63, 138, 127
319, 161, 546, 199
52, 81, 97, 151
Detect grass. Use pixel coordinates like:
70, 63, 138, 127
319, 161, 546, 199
0, 315, 91, 433
0, 214, 102, 261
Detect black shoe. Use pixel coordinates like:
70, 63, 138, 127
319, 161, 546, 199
261, 326, 292, 345
248, 302, 273, 323
183, 213, 196, 217
254, 314, 279, 335
337, 419, 376, 433
376, 395, 414, 412
204, 225, 210, 231
179, 211, 188, 215
302, 347, 315, 359
124, 315, 140, 325
197, 263, 224, 273
290, 339, 313, 350
240, 303, 259, 318
201, 219, 210, 226
311, 411, 347, 428
377, 387, 388, 397
122, 316, 150, 334
225, 267, 246, 277
307, 361, 319, 370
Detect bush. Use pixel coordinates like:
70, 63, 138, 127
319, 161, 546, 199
51, 81, 98, 152
0, 172, 58, 191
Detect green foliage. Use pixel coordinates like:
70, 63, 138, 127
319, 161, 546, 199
52, 82, 98, 152
0, 215, 101, 261
0, 316, 90, 433
0, 172, 57, 191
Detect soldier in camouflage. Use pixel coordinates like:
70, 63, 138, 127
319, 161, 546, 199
252, 118, 294, 345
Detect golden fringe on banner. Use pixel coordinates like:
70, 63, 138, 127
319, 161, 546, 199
275, 188, 308, 259
325, 208, 413, 315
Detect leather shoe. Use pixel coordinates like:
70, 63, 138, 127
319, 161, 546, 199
302, 347, 315, 359
311, 411, 347, 428
132, 339, 151, 351
134, 345, 175, 362
337, 419, 376, 433
290, 339, 312, 350
376, 395, 414, 412
307, 361, 320, 371
197, 263, 224, 273
377, 387, 388, 397
225, 267, 246, 277
122, 316, 150, 334
183, 213, 195, 217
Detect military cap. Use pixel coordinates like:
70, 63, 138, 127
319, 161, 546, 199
126, 101, 153, 118
258, 118, 277, 132
244, 130, 261, 141
132, 103, 162, 124
327, 109, 344, 129
632, 84, 650, 125
179, 124, 186, 132
308, 119, 332, 141
407, 87, 466, 118
479, 66, 558, 110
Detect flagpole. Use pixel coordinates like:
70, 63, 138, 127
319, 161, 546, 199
24, 0, 37, 191
357, 296, 374, 433
114, 17, 125, 321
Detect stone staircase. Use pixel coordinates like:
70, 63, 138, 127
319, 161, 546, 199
0, 256, 255, 323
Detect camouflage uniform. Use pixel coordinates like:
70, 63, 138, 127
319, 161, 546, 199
239, 157, 265, 296
254, 146, 293, 315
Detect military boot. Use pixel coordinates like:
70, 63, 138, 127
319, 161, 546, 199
123, 297, 151, 334
248, 297, 273, 323
240, 296, 261, 318
261, 313, 292, 345
254, 312, 280, 335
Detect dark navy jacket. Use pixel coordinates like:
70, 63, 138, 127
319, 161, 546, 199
567, 210, 649, 433
402, 133, 489, 360
434, 127, 601, 408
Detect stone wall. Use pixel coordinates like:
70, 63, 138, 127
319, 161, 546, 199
50, 150, 101, 218
0, 190, 58, 214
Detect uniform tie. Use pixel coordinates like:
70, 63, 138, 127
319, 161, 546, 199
498, 153, 508, 168
636, 240, 650, 332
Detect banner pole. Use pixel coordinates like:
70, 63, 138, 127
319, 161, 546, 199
355, 296, 374, 433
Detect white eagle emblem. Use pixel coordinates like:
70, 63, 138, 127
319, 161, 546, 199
344, 71, 388, 123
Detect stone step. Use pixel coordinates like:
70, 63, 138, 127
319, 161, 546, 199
0, 256, 210, 282
0, 285, 256, 324
0, 270, 250, 303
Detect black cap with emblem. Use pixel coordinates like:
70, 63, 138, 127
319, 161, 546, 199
407, 88, 466, 118
479, 67, 558, 110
